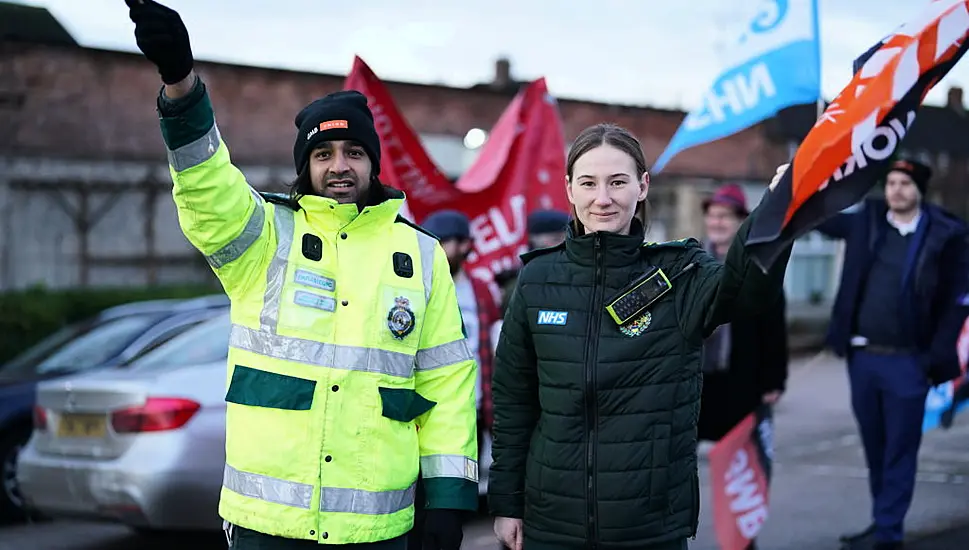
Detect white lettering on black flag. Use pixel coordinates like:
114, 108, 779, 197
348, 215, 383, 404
745, 0, 969, 272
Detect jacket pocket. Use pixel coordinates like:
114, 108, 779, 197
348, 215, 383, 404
225, 365, 316, 410
378, 387, 437, 422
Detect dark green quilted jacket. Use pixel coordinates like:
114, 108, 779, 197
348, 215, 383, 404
487, 211, 790, 549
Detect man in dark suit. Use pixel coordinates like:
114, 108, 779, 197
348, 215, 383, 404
814, 159, 969, 550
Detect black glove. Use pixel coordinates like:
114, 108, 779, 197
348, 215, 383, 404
125, 0, 194, 84
422, 509, 464, 550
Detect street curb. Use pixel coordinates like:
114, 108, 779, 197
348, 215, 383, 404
907, 520, 969, 549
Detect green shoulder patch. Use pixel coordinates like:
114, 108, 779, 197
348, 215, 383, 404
642, 237, 702, 250
395, 215, 440, 241
521, 242, 566, 265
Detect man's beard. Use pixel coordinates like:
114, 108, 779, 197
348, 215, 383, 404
888, 198, 918, 216
448, 252, 470, 275
319, 171, 364, 204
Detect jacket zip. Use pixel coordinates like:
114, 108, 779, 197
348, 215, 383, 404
584, 234, 605, 547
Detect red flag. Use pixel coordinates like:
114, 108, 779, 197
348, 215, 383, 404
345, 57, 570, 282
454, 78, 570, 282
746, 0, 969, 270
343, 56, 456, 221
708, 406, 774, 550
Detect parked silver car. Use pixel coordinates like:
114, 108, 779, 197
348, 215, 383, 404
0, 295, 227, 523
19, 312, 492, 533
17, 312, 231, 532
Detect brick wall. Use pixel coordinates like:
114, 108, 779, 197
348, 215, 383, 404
0, 41, 787, 180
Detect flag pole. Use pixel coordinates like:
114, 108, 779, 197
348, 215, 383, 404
813, 0, 824, 121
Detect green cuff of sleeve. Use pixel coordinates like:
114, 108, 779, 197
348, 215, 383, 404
423, 477, 478, 511
157, 78, 216, 151
486, 493, 524, 519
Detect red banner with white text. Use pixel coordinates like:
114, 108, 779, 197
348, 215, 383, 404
344, 57, 570, 283
709, 406, 774, 550
343, 56, 456, 222
454, 78, 570, 282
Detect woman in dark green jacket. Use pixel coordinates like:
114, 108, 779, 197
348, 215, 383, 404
488, 123, 791, 550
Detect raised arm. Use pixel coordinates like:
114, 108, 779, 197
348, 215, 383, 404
677, 168, 793, 340
814, 212, 856, 240
128, 0, 272, 295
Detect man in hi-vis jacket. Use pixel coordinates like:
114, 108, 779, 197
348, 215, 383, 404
126, 2, 479, 549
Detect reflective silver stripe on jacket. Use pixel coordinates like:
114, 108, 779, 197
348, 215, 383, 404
259, 206, 296, 333
415, 339, 473, 372
225, 210, 472, 378
229, 324, 416, 378
168, 123, 221, 172
229, 326, 472, 378
206, 189, 267, 269
320, 483, 416, 515
415, 232, 437, 303
223, 464, 416, 514
420, 454, 479, 482
223, 464, 313, 509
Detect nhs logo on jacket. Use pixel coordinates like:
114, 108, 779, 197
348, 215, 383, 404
537, 310, 568, 326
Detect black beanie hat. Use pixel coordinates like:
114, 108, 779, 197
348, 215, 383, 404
293, 90, 381, 176
888, 158, 932, 195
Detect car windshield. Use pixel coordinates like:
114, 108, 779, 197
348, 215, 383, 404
30, 313, 164, 376
0, 322, 89, 376
129, 314, 230, 370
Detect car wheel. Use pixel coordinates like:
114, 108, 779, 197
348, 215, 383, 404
0, 427, 30, 524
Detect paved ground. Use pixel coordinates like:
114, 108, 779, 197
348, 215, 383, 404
1, 352, 967, 549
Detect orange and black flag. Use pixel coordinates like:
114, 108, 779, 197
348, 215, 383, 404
746, 0, 969, 272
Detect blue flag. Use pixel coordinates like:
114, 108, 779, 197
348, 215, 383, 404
652, 0, 822, 174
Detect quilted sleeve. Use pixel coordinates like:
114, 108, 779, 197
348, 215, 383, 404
487, 281, 540, 519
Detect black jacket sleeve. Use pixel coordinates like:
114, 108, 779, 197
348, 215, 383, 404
757, 291, 790, 394
677, 204, 793, 342
487, 281, 540, 519
814, 212, 856, 241
925, 230, 969, 384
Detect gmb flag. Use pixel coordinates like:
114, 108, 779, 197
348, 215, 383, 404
746, 0, 969, 271
651, 0, 821, 174
709, 406, 774, 550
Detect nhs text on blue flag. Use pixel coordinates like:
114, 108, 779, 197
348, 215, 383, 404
652, 0, 821, 174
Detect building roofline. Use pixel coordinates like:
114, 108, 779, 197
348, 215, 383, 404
10, 40, 687, 117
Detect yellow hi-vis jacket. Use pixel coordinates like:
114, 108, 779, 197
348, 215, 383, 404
157, 79, 479, 544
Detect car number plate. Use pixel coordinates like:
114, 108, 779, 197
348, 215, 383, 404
57, 414, 107, 438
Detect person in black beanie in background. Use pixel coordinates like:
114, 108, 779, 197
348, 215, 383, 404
492, 210, 570, 320
526, 209, 570, 250
125, 2, 478, 549
801, 157, 969, 550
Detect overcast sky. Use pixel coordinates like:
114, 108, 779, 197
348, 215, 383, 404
12, 0, 969, 111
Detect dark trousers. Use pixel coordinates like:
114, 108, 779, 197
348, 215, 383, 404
522, 537, 688, 550
409, 419, 487, 550
229, 526, 407, 549
406, 474, 426, 550
848, 350, 928, 543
